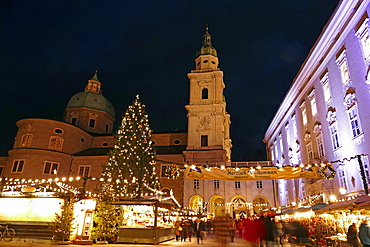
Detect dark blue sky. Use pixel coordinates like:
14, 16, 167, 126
0, 1, 339, 161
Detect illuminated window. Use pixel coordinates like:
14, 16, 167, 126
362, 156, 370, 185
213, 180, 219, 189
320, 72, 332, 103
330, 122, 340, 150
78, 165, 90, 177
20, 133, 33, 147
11, 160, 25, 173
235, 181, 241, 189
306, 142, 313, 160
348, 106, 362, 138
338, 166, 347, 190
202, 88, 208, 99
356, 15, 370, 62
300, 102, 307, 125
316, 134, 325, 157
44, 162, 59, 175
308, 89, 317, 116
336, 49, 351, 84
193, 179, 200, 189
201, 135, 208, 147
256, 180, 263, 189
49, 136, 64, 150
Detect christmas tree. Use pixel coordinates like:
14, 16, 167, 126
49, 196, 76, 241
100, 95, 161, 200
91, 201, 118, 242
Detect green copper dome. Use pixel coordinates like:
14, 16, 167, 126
66, 70, 115, 118
66, 92, 115, 118
196, 27, 217, 58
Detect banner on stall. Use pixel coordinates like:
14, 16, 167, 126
185, 166, 318, 181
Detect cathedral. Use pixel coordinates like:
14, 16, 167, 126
0, 28, 275, 218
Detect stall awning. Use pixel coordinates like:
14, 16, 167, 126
282, 203, 328, 215
315, 195, 370, 214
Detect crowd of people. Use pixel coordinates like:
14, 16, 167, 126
174, 214, 313, 246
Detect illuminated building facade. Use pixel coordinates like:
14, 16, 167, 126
264, 0, 370, 207
0, 29, 276, 217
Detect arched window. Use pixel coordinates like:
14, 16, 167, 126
202, 88, 208, 99
253, 196, 268, 214
49, 136, 64, 150
20, 133, 33, 147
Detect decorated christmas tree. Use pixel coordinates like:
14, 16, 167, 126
91, 200, 118, 242
49, 196, 76, 241
100, 95, 161, 200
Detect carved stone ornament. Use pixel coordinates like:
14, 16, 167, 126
23, 123, 33, 133
326, 107, 337, 123
313, 123, 322, 136
304, 132, 311, 142
343, 90, 357, 109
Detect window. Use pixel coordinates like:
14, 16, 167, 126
320, 72, 332, 103
44, 162, 59, 175
78, 165, 91, 177
49, 136, 64, 150
201, 135, 208, 147
336, 49, 351, 84
300, 102, 307, 125
330, 122, 340, 150
0, 166, 4, 176
202, 88, 208, 99
316, 134, 325, 157
308, 89, 317, 116
306, 142, 313, 160
89, 119, 96, 128
235, 181, 241, 189
213, 180, 219, 189
356, 15, 370, 62
193, 179, 200, 189
11, 159, 25, 173
161, 165, 168, 177
256, 180, 263, 189
363, 156, 370, 185
105, 124, 109, 133
338, 167, 348, 190
71, 117, 77, 126
20, 134, 32, 147
348, 106, 362, 138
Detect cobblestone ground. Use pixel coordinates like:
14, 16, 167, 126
0, 236, 252, 247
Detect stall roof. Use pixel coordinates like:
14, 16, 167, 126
315, 195, 370, 214
282, 203, 327, 214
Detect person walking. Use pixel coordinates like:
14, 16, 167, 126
359, 220, 370, 247
347, 223, 361, 247
194, 218, 206, 244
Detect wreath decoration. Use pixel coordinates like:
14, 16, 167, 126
165, 164, 180, 180
319, 164, 336, 180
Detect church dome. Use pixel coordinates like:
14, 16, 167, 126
66, 91, 115, 118
66, 70, 115, 118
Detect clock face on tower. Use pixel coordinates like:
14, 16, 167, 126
199, 116, 210, 129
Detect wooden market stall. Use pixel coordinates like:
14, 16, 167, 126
112, 197, 179, 244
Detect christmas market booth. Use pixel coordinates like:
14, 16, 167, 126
112, 196, 180, 244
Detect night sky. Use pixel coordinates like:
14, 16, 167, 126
0, 1, 339, 161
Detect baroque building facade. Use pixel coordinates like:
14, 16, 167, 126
264, 0, 370, 208
0, 29, 276, 217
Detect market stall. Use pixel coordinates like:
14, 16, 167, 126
112, 198, 179, 244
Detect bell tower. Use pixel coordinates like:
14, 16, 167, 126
184, 27, 232, 164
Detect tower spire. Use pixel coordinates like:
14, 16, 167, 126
196, 25, 217, 58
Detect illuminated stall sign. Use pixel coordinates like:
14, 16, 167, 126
0, 198, 63, 222
186, 166, 318, 181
